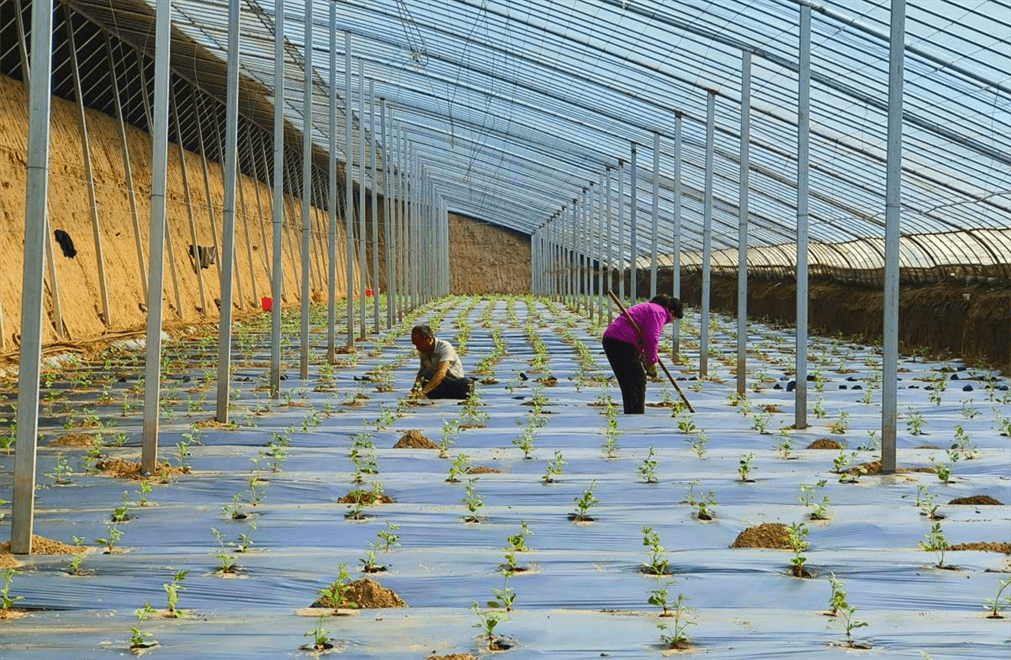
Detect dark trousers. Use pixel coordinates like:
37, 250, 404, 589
602, 337, 646, 414
427, 376, 472, 400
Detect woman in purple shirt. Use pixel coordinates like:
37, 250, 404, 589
602, 294, 683, 414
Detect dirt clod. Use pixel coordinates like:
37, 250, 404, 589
337, 489, 395, 504
394, 430, 438, 449
467, 466, 501, 475
807, 439, 843, 449
950, 542, 1011, 554
1, 534, 78, 568
852, 461, 935, 475
730, 523, 791, 549
48, 432, 96, 448
318, 579, 408, 609
426, 655, 480, 660
949, 495, 1003, 506
96, 458, 186, 480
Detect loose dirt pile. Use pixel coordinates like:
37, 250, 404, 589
1, 534, 79, 567
394, 430, 438, 449
950, 542, 1011, 554
96, 458, 186, 480
48, 433, 96, 448
426, 655, 479, 660
852, 461, 935, 475
467, 466, 501, 475
337, 489, 395, 504
730, 523, 791, 549
313, 579, 408, 609
949, 495, 1003, 505
807, 439, 843, 449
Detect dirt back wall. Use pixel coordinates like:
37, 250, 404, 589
448, 213, 530, 294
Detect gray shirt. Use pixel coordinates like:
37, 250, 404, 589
419, 338, 466, 381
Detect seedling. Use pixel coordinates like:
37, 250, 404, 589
786, 522, 811, 577
513, 425, 536, 459
317, 563, 358, 612
906, 408, 925, 435
689, 431, 709, 459
48, 456, 73, 485
130, 602, 158, 650
641, 527, 670, 576
447, 453, 470, 483
829, 410, 850, 435
932, 455, 954, 484
685, 480, 717, 520
827, 573, 846, 616
676, 414, 697, 435
163, 570, 188, 618
439, 418, 459, 459
211, 528, 238, 574
832, 450, 856, 475
738, 453, 755, 482
775, 430, 794, 459
639, 447, 659, 484
376, 522, 401, 552
235, 519, 256, 552
799, 480, 830, 520
304, 613, 331, 650
917, 487, 942, 520
919, 522, 951, 568
952, 425, 977, 459
96, 522, 123, 553
471, 600, 508, 651
648, 576, 676, 616
571, 480, 597, 522
112, 491, 131, 523
542, 451, 566, 483
984, 578, 1011, 618
223, 493, 247, 520
462, 479, 484, 523
489, 579, 516, 612
1, 569, 23, 614
507, 521, 534, 553
812, 397, 826, 418
752, 412, 770, 434
136, 481, 153, 507
656, 592, 695, 650
827, 575, 868, 648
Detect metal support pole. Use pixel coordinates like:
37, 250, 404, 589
326, 1, 337, 363
796, 5, 811, 430
245, 130, 272, 282
104, 30, 148, 297
211, 100, 245, 309
141, 0, 172, 473
672, 112, 682, 360
369, 80, 381, 332
881, 0, 905, 474
381, 99, 393, 329
629, 142, 638, 304
65, 10, 112, 326
192, 92, 223, 281
605, 166, 613, 321
597, 172, 604, 318
214, 0, 242, 421
344, 33, 355, 347
585, 185, 593, 319
11, 0, 55, 554
737, 53, 751, 397
700, 90, 716, 379
617, 159, 625, 305
650, 131, 660, 299
169, 85, 208, 314
394, 118, 404, 323
299, 0, 313, 379
357, 59, 368, 337
270, 0, 285, 394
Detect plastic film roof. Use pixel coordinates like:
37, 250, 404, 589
136, 0, 1009, 275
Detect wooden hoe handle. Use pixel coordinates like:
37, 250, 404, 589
607, 290, 695, 414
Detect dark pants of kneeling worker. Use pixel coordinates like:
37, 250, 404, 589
421, 371, 473, 400
602, 336, 646, 414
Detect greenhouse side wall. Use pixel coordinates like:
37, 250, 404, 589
448, 212, 531, 294
0, 74, 362, 347
652, 270, 1010, 374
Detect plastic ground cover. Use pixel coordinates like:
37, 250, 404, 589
1, 296, 1009, 659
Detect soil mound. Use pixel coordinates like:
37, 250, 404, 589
48, 433, 96, 448
730, 523, 790, 549
949, 495, 1003, 505
852, 461, 934, 475
337, 489, 395, 504
346, 579, 408, 608
1, 535, 78, 567
467, 466, 501, 475
950, 542, 1011, 554
807, 439, 842, 449
96, 458, 186, 480
394, 430, 438, 449
426, 656, 479, 660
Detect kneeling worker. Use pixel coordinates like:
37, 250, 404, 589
410, 324, 472, 399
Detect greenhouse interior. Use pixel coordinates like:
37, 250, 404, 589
1, 0, 1009, 657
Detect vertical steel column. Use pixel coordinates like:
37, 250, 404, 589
11, 0, 55, 554
65, 9, 111, 326
617, 160, 625, 305
244, 130, 272, 282
577, 190, 585, 313
881, 0, 905, 474
605, 166, 613, 321
700, 91, 716, 379
270, 0, 285, 394
192, 93, 223, 280
737, 52, 751, 397
795, 6, 811, 430
344, 33, 355, 347
381, 99, 393, 329
211, 102, 246, 308
214, 0, 242, 421
597, 172, 605, 318
650, 131, 660, 299
629, 142, 638, 304
141, 0, 172, 473
326, 0, 338, 363
570, 202, 578, 307
299, 0, 313, 379
585, 185, 593, 318
411, 144, 419, 310
104, 31, 147, 297
672, 112, 683, 360
369, 80, 381, 331
357, 60, 367, 337
393, 117, 404, 322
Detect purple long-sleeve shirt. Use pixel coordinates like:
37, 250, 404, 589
603, 302, 672, 364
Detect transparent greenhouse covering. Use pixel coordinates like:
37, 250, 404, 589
122, 0, 1010, 273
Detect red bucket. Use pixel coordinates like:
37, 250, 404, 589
261, 296, 272, 311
